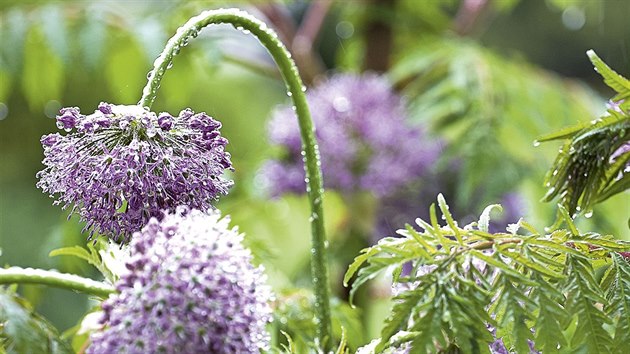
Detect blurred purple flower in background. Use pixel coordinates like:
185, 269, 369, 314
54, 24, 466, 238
259, 73, 439, 197
374, 163, 526, 241
37, 103, 233, 241
487, 192, 526, 233
88, 208, 273, 354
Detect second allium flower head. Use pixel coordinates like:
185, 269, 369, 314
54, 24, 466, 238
88, 208, 273, 354
37, 103, 233, 241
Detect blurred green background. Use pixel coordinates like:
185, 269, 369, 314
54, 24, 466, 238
0, 0, 628, 348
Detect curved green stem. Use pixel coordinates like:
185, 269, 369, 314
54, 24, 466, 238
0, 267, 114, 298
139, 9, 331, 350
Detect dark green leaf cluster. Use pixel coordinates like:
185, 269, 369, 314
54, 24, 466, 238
0, 288, 73, 354
345, 195, 630, 353
540, 50, 630, 217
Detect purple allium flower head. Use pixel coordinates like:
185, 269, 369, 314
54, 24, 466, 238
37, 103, 233, 241
88, 208, 273, 354
260, 73, 439, 197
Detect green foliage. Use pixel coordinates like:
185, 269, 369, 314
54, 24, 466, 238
49, 238, 116, 283
269, 329, 351, 354
588, 50, 630, 102
603, 253, 630, 351
334, 328, 350, 354
21, 27, 64, 111
540, 50, 630, 218
271, 288, 363, 353
0, 68, 10, 103
564, 256, 613, 352
345, 195, 630, 353
0, 288, 72, 354
269, 331, 299, 354
390, 38, 599, 207
0, 1, 222, 109
530, 278, 569, 351
104, 35, 148, 104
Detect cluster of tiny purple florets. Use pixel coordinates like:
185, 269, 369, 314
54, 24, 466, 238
88, 208, 273, 354
260, 73, 439, 197
37, 103, 233, 241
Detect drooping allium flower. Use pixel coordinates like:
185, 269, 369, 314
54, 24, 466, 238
259, 73, 439, 197
88, 208, 273, 354
37, 103, 233, 240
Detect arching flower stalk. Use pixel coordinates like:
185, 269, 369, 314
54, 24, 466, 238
37, 103, 233, 241
138, 9, 332, 349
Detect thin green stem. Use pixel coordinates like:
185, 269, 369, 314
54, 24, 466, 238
139, 9, 332, 350
0, 267, 114, 298
469, 238, 523, 252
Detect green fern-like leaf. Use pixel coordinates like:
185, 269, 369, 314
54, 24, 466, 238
531, 278, 569, 353
564, 256, 614, 352
492, 277, 536, 353
603, 253, 630, 351
0, 289, 73, 354
541, 51, 630, 217
345, 237, 417, 304
346, 196, 630, 353
49, 239, 115, 283
377, 286, 429, 352
409, 306, 446, 353
587, 50, 630, 101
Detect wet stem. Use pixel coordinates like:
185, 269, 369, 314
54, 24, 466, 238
138, 9, 332, 351
0, 267, 114, 298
